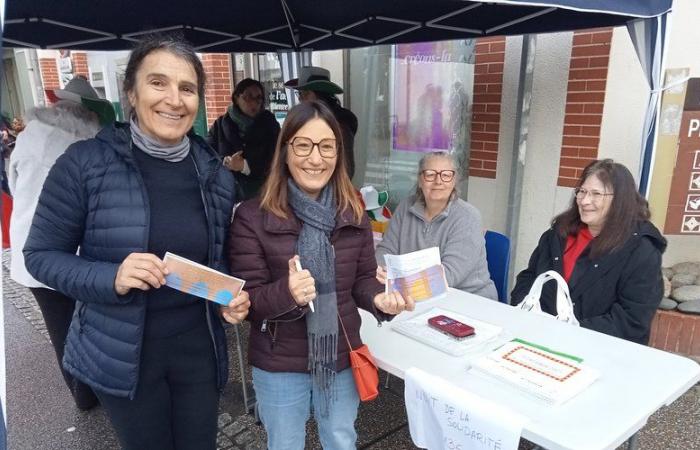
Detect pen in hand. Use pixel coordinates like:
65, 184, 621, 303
294, 258, 315, 313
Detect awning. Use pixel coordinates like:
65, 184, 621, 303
3, 0, 672, 52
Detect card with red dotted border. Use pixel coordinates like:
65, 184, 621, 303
471, 339, 599, 406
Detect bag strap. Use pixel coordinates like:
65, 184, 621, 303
337, 313, 354, 351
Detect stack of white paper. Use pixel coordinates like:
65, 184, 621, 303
391, 307, 504, 357
471, 339, 599, 406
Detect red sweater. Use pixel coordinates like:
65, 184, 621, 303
563, 226, 594, 282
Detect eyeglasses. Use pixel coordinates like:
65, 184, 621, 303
240, 93, 263, 103
574, 187, 613, 202
421, 169, 456, 182
287, 137, 337, 158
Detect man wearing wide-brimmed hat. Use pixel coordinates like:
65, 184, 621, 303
8, 75, 115, 411
285, 66, 358, 180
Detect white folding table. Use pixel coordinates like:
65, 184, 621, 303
360, 289, 700, 450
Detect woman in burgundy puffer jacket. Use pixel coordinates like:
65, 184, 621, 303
229, 101, 413, 450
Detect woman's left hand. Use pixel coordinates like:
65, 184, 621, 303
221, 290, 251, 325
373, 290, 415, 315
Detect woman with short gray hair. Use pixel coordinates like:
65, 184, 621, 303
376, 151, 497, 300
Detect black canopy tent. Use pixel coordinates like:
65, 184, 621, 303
3, 1, 670, 52
2, 1, 673, 195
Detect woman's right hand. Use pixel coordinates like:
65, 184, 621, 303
223, 151, 245, 172
288, 256, 316, 306
114, 253, 168, 295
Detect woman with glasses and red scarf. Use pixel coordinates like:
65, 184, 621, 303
511, 159, 666, 344
207, 78, 280, 200
375, 151, 497, 300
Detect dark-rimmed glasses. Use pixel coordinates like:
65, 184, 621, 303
288, 137, 337, 158
421, 169, 455, 182
574, 187, 613, 202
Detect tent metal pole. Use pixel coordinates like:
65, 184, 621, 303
280, 0, 298, 48
487, 8, 556, 34
428, 3, 482, 25
505, 34, 536, 292
195, 37, 242, 51
123, 25, 185, 38
47, 36, 117, 49
376, 25, 421, 44
2, 37, 38, 48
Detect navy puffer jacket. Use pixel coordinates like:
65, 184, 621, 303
24, 122, 236, 399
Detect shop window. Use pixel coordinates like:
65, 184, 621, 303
348, 41, 475, 208
256, 53, 289, 124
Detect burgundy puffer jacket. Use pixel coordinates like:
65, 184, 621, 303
229, 198, 386, 373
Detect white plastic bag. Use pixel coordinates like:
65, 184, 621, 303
515, 270, 579, 326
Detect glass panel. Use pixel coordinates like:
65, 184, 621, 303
349, 41, 475, 208
256, 53, 289, 124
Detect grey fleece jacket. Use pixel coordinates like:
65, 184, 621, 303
375, 195, 498, 300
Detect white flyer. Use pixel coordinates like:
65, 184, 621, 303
384, 247, 448, 302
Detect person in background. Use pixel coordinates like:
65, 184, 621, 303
1, 126, 13, 195
511, 159, 665, 344
229, 101, 413, 450
23, 34, 249, 450
375, 151, 497, 300
285, 66, 358, 179
207, 78, 280, 200
8, 75, 115, 410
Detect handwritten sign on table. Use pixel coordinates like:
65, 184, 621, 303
405, 367, 526, 450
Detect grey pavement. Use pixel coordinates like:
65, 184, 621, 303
3, 249, 699, 449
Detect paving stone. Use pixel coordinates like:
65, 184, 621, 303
243, 441, 266, 450
216, 434, 234, 449
222, 420, 247, 437
234, 430, 255, 445
218, 412, 233, 428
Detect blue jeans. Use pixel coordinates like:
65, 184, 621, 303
252, 367, 360, 450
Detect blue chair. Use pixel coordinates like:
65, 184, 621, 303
484, 230, 511, 304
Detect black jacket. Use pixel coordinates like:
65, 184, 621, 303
511, 221, 666, 344
329, 103, 358, 180
207, 109, 280, 200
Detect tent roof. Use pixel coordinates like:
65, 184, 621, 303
4, 0, 672, 52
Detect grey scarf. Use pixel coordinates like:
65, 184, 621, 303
287, 179, 338, 416
129, 116, 190, 162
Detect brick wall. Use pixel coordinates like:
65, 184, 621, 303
39, 58, 61, 104
71, 52, 89, 79
557, 28, 613, 187
469, 36, 505, 179
648, 310, 700, 359
202, 54, 233, 127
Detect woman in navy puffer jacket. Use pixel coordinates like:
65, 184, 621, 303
24, 35, 250, 450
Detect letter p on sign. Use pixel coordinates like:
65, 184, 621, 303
689, 119, 700, 137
